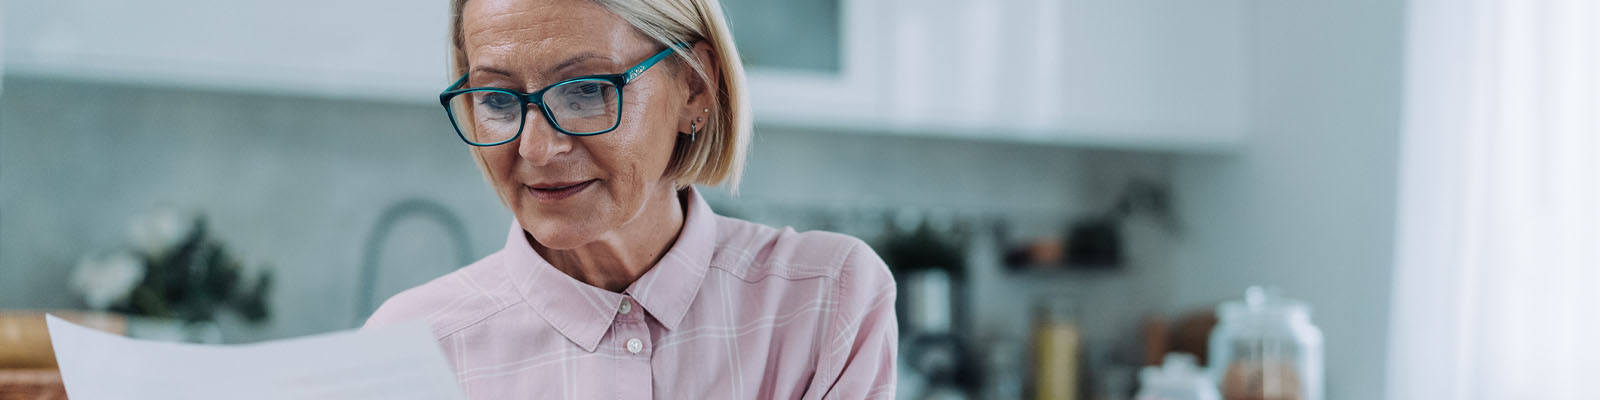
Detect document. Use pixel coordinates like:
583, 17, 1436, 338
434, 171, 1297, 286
46, 314, 465, 400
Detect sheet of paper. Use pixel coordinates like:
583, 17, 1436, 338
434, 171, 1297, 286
46, 314, 465, 400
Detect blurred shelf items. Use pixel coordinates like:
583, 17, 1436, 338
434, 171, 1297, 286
1001, 179, 1178, 272
6, 0, 1245, 152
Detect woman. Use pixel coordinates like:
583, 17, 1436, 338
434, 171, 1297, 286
362, 0, 898, 398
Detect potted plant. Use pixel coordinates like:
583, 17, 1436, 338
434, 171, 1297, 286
71, 207, 272, 343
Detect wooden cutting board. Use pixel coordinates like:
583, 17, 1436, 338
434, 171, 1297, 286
0, 311, 126, 369
0, 368, 66, 400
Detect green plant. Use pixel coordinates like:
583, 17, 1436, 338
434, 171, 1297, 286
95, 212, 273, 323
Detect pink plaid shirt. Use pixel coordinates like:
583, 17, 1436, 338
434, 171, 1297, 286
364, 188, 897, 399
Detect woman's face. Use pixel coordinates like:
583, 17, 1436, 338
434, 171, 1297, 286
461, 0, 696, 249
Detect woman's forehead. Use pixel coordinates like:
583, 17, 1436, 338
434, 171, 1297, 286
461, 0, 645, 76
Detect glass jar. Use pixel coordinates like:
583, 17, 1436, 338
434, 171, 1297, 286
1032, 295, 1081, 400
1207, 287, 1323, 400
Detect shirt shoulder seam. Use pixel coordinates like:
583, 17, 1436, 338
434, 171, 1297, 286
808, 239, 861, 395
432, 298, 522, 340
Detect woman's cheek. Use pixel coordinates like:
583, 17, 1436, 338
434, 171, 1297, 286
480, 149, 522, 205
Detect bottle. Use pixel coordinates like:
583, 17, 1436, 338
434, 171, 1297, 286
1135, 353, 1221, 400
1032, 295, 1081, 400
1206, 287, 1323, 400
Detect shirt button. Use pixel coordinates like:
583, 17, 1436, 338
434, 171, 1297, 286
618, 300, 632, 315
626, 338, 643, 354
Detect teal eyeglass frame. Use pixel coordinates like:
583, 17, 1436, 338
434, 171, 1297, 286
439, 42, 689, 146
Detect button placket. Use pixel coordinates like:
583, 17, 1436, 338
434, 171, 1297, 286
611, 296, 653, 399
614, 297, 650, 357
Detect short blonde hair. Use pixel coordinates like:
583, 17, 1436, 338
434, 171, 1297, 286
448, 0, 752, 193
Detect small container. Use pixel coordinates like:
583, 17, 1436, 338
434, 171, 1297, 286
903, 269, 954, 336
1135, 353, 1220, 400
1032, 295, 1081, 400
1207, 287, 1323, 400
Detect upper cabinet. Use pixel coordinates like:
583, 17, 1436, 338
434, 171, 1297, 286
724, 0, 1249, 151
4, 0, 1246, 151
2, 0, 450, 102
721, 0, 888, 128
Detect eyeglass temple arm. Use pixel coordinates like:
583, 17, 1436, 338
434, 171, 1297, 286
623, 42, 693, 84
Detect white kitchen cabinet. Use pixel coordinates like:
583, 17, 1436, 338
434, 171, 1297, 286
727, 0, 1249, 152
4, 0, 1247, 151
2, 0, 451, 103
721, 0, 890, 128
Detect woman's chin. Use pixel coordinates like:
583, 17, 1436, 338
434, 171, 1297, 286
512, 188, 624, 247
517, 216, 603, 250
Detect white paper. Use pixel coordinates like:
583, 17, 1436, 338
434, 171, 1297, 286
46, 314, 465, 400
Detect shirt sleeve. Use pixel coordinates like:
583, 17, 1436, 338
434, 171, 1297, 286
811, 240, 899, 400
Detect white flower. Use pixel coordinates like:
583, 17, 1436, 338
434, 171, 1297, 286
128, 207, 194, 257
71, 251, 146, 310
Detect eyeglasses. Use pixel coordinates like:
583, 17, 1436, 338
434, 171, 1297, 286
439, 43, 687, 146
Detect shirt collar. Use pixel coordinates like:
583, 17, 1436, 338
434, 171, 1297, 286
500, 187, 717, 352
623, 188, 716, 331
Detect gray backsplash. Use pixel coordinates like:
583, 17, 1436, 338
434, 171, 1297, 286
1, 76, 1174, 349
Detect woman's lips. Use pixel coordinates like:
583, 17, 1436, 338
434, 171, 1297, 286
525, 179, 597, 201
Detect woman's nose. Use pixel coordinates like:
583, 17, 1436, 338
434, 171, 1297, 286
516, 108, 574, 166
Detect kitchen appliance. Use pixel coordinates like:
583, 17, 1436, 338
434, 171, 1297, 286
902, 269, 975, 399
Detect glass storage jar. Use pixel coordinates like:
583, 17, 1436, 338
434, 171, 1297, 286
1206, 287, 1322, 400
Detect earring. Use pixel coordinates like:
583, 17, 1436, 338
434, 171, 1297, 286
683, 109, 709, 142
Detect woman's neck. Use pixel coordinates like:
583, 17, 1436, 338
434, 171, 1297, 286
530, 188, 686, 293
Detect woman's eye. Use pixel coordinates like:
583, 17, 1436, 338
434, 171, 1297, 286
473, 92, 521, 121
560, 83, 604, 104
558, 82, 609, 113
479, 93, 518, 110
574, 83, 602, 97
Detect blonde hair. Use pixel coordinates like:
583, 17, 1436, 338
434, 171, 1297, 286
448, 0, 751, 193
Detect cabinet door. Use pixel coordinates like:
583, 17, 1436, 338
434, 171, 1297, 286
722, 0, 888, 127
3, 0, 449, 102
881, 0, 1247, 149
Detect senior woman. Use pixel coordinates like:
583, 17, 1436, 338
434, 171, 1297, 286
362, 0, 897, 398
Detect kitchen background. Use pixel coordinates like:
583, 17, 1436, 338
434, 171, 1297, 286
2, 0, 1410, 399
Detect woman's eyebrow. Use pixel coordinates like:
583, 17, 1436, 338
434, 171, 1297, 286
548, 53, 613, 75
470, 65, 516, 79
467, 53, 614, 84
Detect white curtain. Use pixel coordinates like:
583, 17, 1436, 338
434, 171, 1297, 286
1388, 0, 1600, 399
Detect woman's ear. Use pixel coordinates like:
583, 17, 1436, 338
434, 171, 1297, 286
679, 41, 720, 133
